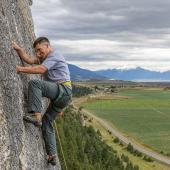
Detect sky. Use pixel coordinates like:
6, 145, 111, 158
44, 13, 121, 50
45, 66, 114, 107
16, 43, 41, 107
31, 0, 170, 72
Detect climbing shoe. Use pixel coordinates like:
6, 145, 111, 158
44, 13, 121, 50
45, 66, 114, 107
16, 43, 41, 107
23, 114, 42, 127
48, 155, 57, 166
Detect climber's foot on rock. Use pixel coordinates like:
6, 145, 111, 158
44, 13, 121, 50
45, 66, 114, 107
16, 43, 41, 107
48, 155, 57, 166
23, 114, 42, 127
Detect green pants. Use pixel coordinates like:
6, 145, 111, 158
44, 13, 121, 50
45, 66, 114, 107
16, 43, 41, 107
27, 79, 72, 156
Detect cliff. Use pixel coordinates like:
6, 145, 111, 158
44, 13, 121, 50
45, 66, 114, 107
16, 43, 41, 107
0, 0, 61, 169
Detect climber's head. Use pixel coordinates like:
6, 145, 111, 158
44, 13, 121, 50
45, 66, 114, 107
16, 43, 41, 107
33, 37, 53, 61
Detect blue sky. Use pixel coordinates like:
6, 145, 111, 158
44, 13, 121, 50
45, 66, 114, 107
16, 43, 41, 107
31, 0, 170, 71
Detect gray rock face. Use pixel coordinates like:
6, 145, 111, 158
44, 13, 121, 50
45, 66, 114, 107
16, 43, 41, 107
0, 0, 61, 170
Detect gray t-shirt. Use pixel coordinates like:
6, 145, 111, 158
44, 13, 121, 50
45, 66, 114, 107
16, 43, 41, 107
42, 49, 71, 83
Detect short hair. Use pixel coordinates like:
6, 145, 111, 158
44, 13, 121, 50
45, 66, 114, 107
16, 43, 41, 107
33, 37, 50, 48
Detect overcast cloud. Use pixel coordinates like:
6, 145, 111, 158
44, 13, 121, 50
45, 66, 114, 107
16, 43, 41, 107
31, 0, 170, 71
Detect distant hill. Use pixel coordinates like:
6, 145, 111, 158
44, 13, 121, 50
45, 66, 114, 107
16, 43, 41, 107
95, 67, 170, 81
68, 64, 107, 81
68, 64, 170, 81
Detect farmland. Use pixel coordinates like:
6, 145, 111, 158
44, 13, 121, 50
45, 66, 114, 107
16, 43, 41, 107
82, 88, 170, 154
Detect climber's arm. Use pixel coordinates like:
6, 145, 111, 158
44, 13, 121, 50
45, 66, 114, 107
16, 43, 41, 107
16, 65, 47, 74
12, 41, 39, 65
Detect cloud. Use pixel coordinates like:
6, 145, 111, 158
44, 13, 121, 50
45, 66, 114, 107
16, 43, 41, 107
31, 0, 170, 71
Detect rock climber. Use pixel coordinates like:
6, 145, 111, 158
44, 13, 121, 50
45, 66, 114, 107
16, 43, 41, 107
12, 37, 72, 165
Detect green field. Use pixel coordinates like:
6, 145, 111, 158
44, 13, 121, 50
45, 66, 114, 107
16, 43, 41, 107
82, 88, 170, 153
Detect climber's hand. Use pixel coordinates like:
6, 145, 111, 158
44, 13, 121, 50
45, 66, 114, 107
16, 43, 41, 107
16, 65, 21, 73
12, 41, 22, 51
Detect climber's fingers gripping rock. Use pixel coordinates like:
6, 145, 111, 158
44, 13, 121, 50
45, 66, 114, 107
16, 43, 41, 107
16, 65, 21, 73
12, 41, 22, 51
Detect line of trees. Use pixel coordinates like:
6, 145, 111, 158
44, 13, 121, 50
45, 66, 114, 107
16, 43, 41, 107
113, 137, 154, 164
72, 84, 93, 97
56, 107, 139, 170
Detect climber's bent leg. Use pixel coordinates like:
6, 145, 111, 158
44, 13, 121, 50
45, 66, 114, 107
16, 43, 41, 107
24, 79, 59, 127
42, 105, 58, 165
27, 79, 59, 113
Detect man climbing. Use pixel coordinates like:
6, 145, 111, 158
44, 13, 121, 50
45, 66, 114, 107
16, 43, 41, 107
12, 37, 72, 165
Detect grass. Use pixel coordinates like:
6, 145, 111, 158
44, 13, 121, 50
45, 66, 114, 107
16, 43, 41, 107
82, 88, 170, 154
84, 109, 170, 170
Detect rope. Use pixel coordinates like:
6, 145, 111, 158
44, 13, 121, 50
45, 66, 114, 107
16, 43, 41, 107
54, 121, 68, 170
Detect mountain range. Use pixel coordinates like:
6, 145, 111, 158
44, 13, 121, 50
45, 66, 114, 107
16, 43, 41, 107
68, 64, 107, 81
68, 64, 170, 82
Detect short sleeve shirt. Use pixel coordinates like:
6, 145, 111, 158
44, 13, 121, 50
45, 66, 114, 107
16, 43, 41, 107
42, 49, 71, 83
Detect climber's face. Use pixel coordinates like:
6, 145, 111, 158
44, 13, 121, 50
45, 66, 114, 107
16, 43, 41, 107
35, 42, 50, 61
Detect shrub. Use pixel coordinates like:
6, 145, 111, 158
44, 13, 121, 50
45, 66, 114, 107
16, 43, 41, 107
113, 137, 120, 143
127, 143, 134, 153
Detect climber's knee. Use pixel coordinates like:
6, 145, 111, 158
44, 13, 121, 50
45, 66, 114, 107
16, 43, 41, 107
28, 79, 41, 89
28, 79, 40, 86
